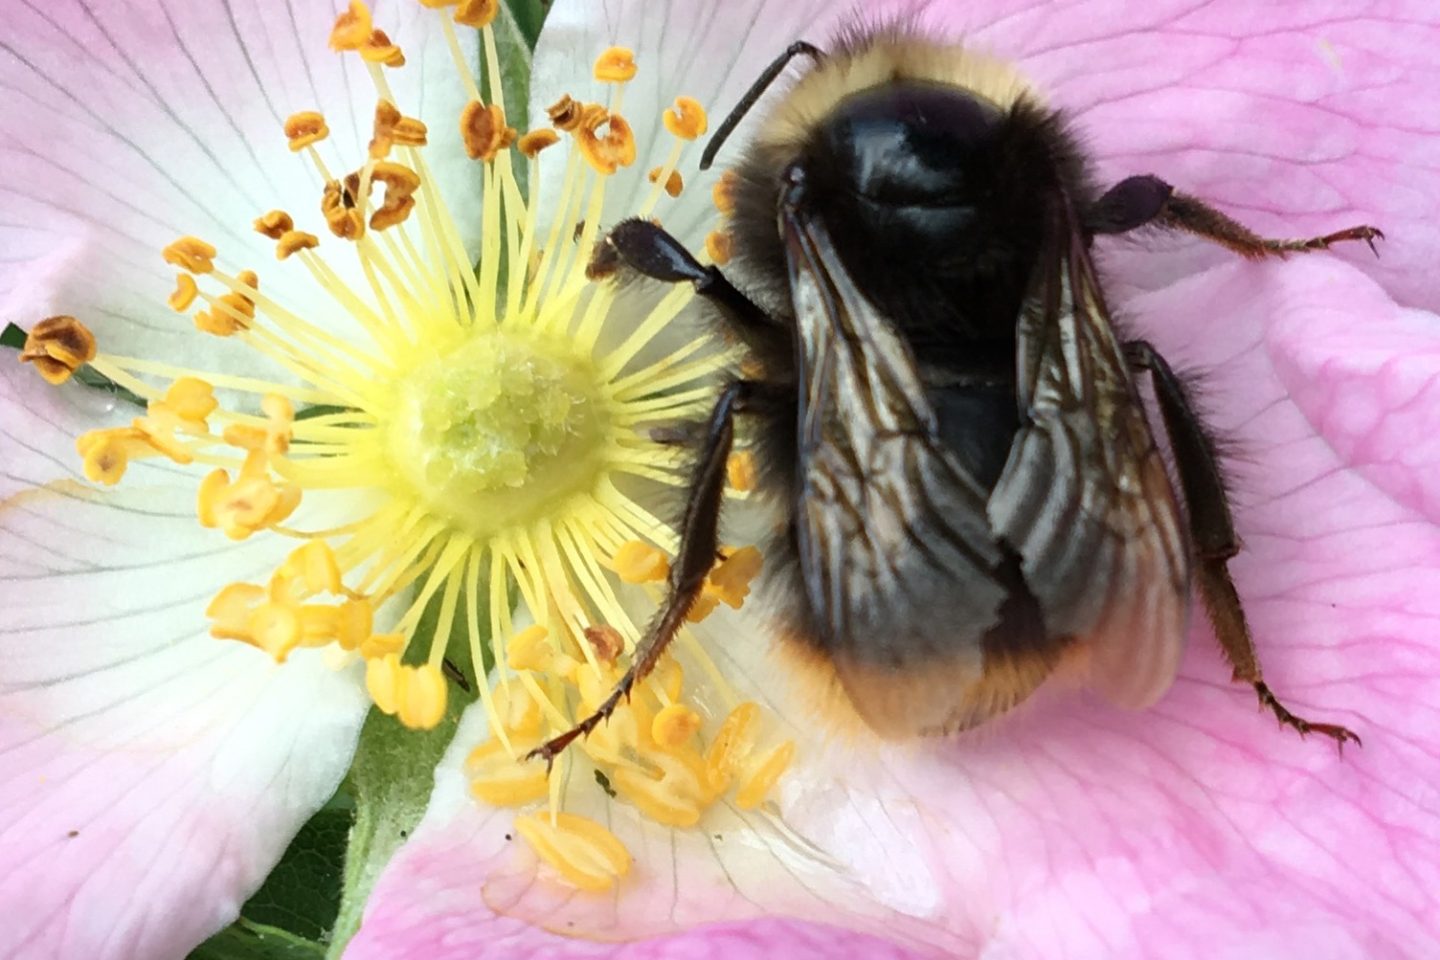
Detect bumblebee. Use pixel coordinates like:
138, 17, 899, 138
534, 27, 1375, 760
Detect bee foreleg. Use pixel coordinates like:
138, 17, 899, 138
1126, 339, 1361, 753
527, 379, 753, 768
593, 218, 785, 349
1087, 175, 1383, 259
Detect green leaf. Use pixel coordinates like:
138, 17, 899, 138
238, 796, 354, 942
326, 575, 489, 957
188, 920, 325, 960
503, 0, 548, 50
1, 321, 26, 349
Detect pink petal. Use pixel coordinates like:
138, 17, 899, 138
0, 0, 482, 374
949, 0, 1440, 311
0, 364, 370, 959
532, 1, 1439, 310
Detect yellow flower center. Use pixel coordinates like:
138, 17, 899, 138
20, 0, 795, 896
385, 330, 610, 537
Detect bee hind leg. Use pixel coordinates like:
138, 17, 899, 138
1086, 174, 1382, 259
526, 379, 753, 768
1125, 340, 1361, 752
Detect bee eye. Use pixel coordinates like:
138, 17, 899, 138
819, 83, 1002, 207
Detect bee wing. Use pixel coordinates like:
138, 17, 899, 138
784, 210, 1059, 738
988, 198, 1192, 709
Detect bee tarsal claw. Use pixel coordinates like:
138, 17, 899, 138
1254, 681, 1361, 754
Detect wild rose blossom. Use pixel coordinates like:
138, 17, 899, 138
4, 1, 1440, 958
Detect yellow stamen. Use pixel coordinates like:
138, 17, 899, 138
652, 703, 701, 748
707, 545, 763, 609
397, 662, 447, 729
162, 236, 217, 274
611, 748, 710, 826
512, 812, 630, 892
254, 210, 295, 239
735, 740, 796, 810
18, 315, 96, 385
575, 106, 636, 175
360, 29, 405, 68
207, 582, 267, 641
284, 111, 330, 151
366, 653, 403, 715
546, 95, 584, 133
593, 47, 638, 83
518, 128, 560, 158
276, 230, 320, 259
453, 0, 498, 28
662, 96, 708, 140
467, 735, 548, 805
460, 100, 516, 161
371, 100, 428, 158
583, 623, 624, 665
329, 0, 372, 51
647, 166, 684, 197
167, 275, 199, 312
705, 701, 759, 793
611, 540, 669, 583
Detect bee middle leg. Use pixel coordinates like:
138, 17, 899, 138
1086, 174, 1382, 259
1125, 339, 1361, 751
527, 379, 754, 767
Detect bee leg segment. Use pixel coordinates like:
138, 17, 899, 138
1125, 339, 1362, 752
527, 379, 753, 768
1086, 174, 1383, 258
595, 218, 782, 343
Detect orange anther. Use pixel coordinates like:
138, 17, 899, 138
360, 29, 405, 67
647, 167, 684, 197
662, 96, 708, 140
546, 95, 584, 133
460, 101, 516, 161
284, 111, 329, 151
167, 274, 199, 312
371, 100, 428, 159
453, 0, 498, 28
329, 0, 373, 51
584, 624, 625, 664
321, 179, 365, 241
163, 236, 217, 274
517, 128, 559, 158
594, 47, 637, 83
19, 315, 96, 385
276, 230, 319, 260
254, 210, 294, 239
577, 108, 636, 175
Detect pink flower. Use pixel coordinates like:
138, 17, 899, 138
346, 1, 1440, 958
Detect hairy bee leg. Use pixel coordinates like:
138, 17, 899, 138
1125, 340, 1361, 751
1086, 174, 1383, 258
526, 380, 752, 767
592, 218, 781, 340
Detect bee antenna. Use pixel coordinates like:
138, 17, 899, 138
699, 40, 824, 171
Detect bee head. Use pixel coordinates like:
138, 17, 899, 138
788, 81, 1066, 337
